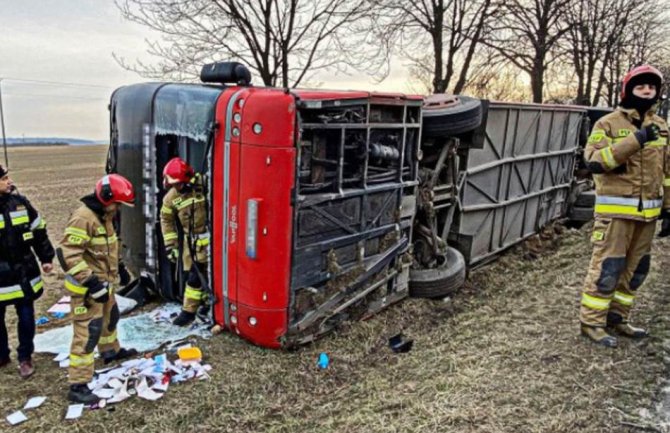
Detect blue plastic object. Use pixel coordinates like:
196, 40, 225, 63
35, 316, 49, 325
51, 312, 67, 319
317, 352, 329, 369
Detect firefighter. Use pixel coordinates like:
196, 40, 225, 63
0, 165, 54, 378
61, 174, 138, 403
580, 64, 670, 347
160, 157, 209, 326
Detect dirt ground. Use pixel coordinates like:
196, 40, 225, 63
1, 145, 670, 433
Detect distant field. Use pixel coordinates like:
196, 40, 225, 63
0, 145, 669, 432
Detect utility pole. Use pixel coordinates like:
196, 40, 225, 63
0, 78, 8, 168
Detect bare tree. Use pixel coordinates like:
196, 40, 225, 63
484, 0, 572, 103
563, 0, 638, 106
373, 0, 498, 94
114, 0, 374, 88
599, 1, 670, 106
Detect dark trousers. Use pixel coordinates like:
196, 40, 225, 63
0, 300, 35, 362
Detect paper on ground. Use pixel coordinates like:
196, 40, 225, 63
137, 378, 164, 401
35, 303, 211, 354
59, 359, 69, 368
65, 404, 84, 420
53, 352, 69, 362
6, 411, 28, 425
47, 296, 71, 314
24, 396, 47, 410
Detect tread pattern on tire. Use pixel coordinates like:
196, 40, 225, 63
409, 246, 466, 298
422, 96, 483, 138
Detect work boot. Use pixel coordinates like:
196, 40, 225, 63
613, 323, 648, 339
18, 360, 34, 378
68, 384, 100, 405
0, 357, 9, 368
581, 325, 618, 348
103, 347, 138, 365
173, 310, 196, 327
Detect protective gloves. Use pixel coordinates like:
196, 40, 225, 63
84, 275, 110, 304
634, 124, 660, 148
118, 261, 131, 286
166, 248, 179, 263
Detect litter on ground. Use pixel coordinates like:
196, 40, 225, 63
34, 303, 211, 355
23, 397, 47, 410
6, 411, 28, 426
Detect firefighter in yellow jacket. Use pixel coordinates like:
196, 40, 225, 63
580, 65, 670, 347
60, 174, 138, 403
160, 157, 209, 326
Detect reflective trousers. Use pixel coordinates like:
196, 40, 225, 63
580, 216, 656, 327
68, 288, 120, 384
183, 261, 208, 314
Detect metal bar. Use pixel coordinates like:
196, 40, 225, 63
461, 183, 572, 212
298, 180, 418, 207
301, 123, 420, 129
464, 148, 577, 176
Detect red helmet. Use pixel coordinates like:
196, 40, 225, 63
96, 174, 135, 207
163, 157, 194, 186
621, 64, 663, 100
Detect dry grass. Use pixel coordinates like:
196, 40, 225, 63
1, 145, 670, 433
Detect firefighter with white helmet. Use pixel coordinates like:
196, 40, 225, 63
60, 174, 138, 403
580, 64, 670, 347
160, 157, 209, 326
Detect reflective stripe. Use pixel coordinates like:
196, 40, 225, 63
599, 147, 617, 169
69, 353, 94, 367
22, 231, 34, 241
97, 226, 107, 235
0, 215, 4, 229
648, 138, 666, 147
98, 330, 118, 346
10, 210, 29, 225
30, 277, 43, 292
90, 286, 109, 299
163, 232, 178, 241
90, 234, 118, 246
0, 283, 24, 301
664, 178, 670, 187
161, 205, 174, 214
588, 129, 612, 145
175, 198, 195, 210
184, 287, 203, 301
596, 196, 662, 208
64, 275, 88, 295
595, 196, 662, 218
64, 227, 90, 241
29, 216, 47, 230
195, 232, 210, 247
581, 293, 611, 311
67, 261, 90, 276
613, 291, 635, 306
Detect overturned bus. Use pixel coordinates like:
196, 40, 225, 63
108, 62, 595, 349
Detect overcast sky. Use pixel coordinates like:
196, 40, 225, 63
0, 0, 412, 140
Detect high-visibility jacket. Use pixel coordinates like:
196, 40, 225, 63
160, 183, 208, 266
60, 195, 120, 297
0, 192, 54, 305
585, 106, 670, 221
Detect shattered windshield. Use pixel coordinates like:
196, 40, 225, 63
154, 84, 221, 164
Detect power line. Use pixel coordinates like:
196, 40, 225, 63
2, 77, 112, 89
3, 92, 108, 101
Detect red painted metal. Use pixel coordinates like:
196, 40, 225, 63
212, 87, 296, 348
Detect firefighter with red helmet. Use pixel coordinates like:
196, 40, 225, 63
160, 157, 209, 326
580, 65, 670, 347
60, 174, 138, 403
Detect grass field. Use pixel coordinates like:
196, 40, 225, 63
1, 145, 670, 432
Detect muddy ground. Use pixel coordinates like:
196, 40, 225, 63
1, 145, 670, 433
